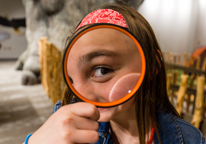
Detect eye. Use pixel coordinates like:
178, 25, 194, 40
92, 67, 113, 77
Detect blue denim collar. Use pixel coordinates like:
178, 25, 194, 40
153, 110, 183, 144
98, 122, 110, 134
96, 110, 182, 144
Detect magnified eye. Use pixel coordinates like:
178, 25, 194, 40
93, 67, 113, 77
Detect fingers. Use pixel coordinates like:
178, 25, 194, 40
69, 102, 100, 121
74, 115, 99, 130
26, 102, 100, 144
70, 130, 99, 144
60, 116, 99, 144
54, 102, 100, 143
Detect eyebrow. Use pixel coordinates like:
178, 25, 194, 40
78, 49, 119, 68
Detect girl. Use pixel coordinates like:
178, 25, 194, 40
24, 3, 205, 144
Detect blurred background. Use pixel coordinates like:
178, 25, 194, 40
0, 0, 205, 143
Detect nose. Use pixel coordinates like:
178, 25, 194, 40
72, 83, 99, 102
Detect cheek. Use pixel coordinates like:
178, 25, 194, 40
109, 73, 140, 102
119, 96, 136, 112
98, 97, 136, 122
92, 82, 114, 102
98, 108, 116, 122
93, 73, 141, 102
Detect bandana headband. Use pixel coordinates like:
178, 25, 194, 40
76, 9, 128, 31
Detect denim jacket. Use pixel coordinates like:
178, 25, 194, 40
53, 100, 206, 144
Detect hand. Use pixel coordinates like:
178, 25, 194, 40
28, 102, 100, 144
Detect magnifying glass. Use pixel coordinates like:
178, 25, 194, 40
63, 24, 146, 107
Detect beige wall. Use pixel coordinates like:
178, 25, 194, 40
194, 0, 206, 49
0, 0, 27, 59
138, 0, 206, 55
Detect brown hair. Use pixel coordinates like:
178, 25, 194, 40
61, 3, 179, 144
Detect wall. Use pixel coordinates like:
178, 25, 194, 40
138, 0, 206, 55
0, 0, 27, 59
194, 0, 206, 49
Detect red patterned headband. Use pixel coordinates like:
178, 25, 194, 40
76, 9, 128, 31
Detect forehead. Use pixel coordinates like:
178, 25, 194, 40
69, 28, 138, 55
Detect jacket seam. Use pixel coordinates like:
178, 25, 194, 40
169, 114, 184, 144
174, 115, 204, 144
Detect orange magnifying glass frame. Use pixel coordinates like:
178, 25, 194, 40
63, 24, 147, 107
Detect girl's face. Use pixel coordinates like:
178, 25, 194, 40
67, 28, 142, 121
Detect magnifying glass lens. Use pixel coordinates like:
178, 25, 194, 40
63, 24, 146, 107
